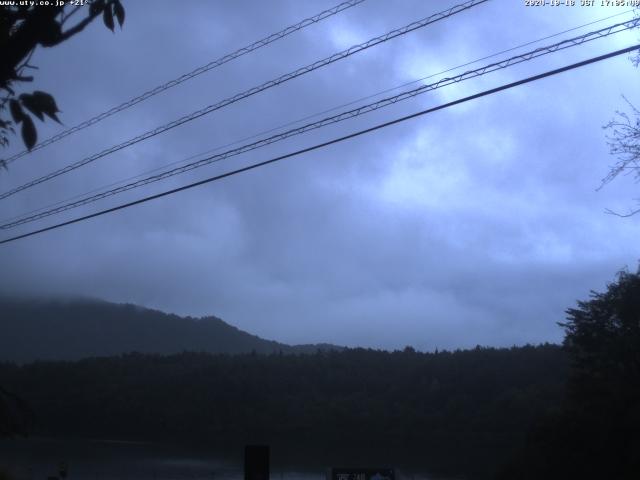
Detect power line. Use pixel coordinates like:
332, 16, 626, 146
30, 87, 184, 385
362, 9, 636, 103
5, 9, 631, 226
3, 18, 637, 230
4, 17, 636, 228
0, 0, 489, 201
2, 0, 367, 165
1, 44, 637, 246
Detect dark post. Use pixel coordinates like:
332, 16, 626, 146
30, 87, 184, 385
58, 461, 68, 479
244, 445, 269, 480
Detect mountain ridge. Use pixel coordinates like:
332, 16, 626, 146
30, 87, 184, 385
0, 297, 343, 363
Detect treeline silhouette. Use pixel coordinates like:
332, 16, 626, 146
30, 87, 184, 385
0, 344, 567, 478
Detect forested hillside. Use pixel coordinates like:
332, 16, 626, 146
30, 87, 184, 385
0, 344, 567, 477
0, 298, 340, 362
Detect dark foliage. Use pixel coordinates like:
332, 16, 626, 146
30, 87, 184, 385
0, 344, 568, 478
0, 1, 124, 156
499, 267, 640, 479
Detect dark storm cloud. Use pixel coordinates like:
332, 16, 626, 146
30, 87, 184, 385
0, 0, 638, 349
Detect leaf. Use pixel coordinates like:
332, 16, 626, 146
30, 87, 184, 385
113, 0, 125, 27
103, 6, 114, 32
21, 115, 37, 150
9, 99, 24, 124
19, 93, 45, 121
31, 91, 62, 123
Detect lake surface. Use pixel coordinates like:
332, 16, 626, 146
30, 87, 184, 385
0, 438, 461, 480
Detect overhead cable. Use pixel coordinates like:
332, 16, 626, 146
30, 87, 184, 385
2, 0, 367, 165
1, 44, 637, 246
2, 18, 637, 230
0, 0, 489, 200
7, 8, 631, 225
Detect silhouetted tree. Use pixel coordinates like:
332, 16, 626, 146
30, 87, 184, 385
562, 267, 640, 404
558, 267, 640, 478
601, 99, 640, 216
0, 0, 125, 161
600, 17, 640, 216
499, 266, 640, 479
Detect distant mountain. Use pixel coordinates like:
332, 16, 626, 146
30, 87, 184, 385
0, 297, 342, 362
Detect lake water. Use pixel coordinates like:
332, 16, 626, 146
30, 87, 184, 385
0, 438, 461, 480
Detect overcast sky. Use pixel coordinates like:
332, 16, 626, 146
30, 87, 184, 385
0, 0, 638, 351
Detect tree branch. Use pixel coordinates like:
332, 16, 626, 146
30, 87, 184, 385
58, 9, 103, 43
0, 7, 62, 80
60, 4, 84, 26
604, 206, 640, 217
